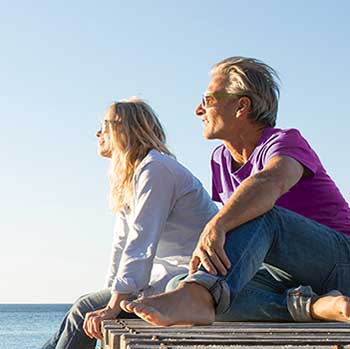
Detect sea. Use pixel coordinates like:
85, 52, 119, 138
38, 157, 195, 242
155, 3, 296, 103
0, 303, 100, 349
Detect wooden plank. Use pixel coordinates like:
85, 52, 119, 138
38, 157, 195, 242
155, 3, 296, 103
105, 328, 350, 346
123, 345, 336, 349
106, 325, 350, 334
121, 346, 335, 349
101, 319, 350, 349
104, 319, 350, 332
104, 322, 350, 343
118, 333, 350, 349
117, 331, 350, 339
119, 335, 350, 348
115, 320, 350, 328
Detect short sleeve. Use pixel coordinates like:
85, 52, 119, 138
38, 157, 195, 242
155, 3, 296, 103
211, 146, 224, 203
263, 129, 320, 175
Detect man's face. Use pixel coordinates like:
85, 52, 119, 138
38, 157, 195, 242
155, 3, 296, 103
195, 75, 239, 140
96, 109, 113, 158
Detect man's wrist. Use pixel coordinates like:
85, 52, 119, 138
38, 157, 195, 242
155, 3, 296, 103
210, 216, 230, 234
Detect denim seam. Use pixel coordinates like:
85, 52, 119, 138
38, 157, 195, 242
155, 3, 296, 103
320, 264, 337, 293
61, 318, 95, 349
263, 209, 279, 262
209, 217, 268, 314
223, 216, 267, 290
220, 284, 275, 316
63, 323, 83, 349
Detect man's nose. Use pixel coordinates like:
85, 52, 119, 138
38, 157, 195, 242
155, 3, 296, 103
96, 130, 102, 138
195, 103, 205, 116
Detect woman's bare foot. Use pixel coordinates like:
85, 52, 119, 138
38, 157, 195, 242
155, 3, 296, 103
311, 290, 350, 322
120, 282, 215, 326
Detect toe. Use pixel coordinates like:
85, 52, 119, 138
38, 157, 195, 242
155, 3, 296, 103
132, 303, 149, 314
132, 305, 162, 325
120, 300, 133, 313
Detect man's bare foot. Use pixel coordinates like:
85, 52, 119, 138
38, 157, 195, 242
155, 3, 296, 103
120, 282, 215, 326
311, 290, 350, 322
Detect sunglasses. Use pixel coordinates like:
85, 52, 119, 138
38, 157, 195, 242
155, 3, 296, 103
100, 119, 119, 133
201, 92, 238, 108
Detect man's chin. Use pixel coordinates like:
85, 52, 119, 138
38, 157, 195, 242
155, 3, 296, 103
203, 131, 215, 140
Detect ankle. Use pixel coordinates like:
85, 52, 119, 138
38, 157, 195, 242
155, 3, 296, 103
310, 295, 321, 320
310, 292, 350, 322
178, 281, 215, 306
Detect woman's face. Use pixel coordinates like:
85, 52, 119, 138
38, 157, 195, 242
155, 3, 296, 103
96, 109, 114, 158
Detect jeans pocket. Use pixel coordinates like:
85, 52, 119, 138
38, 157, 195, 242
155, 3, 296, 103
321, 263, 350, 295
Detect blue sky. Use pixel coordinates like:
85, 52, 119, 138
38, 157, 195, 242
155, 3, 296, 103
1, 1, 349, 303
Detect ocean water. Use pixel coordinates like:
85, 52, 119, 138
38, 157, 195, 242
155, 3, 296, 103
0, 304, 72, 349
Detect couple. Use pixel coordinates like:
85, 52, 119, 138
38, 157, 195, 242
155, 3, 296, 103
43, 56, 350, 349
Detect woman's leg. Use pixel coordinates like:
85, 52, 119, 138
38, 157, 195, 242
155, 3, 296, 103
42, 288, 111, 349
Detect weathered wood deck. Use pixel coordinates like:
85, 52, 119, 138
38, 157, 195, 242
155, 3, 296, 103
101, 319, 350, 349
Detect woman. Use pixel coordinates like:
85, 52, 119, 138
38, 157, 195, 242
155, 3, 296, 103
42, 98, 218, 349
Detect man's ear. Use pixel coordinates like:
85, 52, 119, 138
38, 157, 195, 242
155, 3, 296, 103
237, 96, 252, 115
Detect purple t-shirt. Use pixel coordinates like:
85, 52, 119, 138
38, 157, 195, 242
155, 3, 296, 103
211, 127, 350, 236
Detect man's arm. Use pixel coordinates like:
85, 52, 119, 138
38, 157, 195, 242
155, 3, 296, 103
190, 155, 305, 275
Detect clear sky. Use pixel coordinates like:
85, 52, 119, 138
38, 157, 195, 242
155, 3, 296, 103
1, 0, 349, 303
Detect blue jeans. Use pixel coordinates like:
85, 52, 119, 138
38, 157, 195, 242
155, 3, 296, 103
180, 206, 350, 322
42, 288, 137, 349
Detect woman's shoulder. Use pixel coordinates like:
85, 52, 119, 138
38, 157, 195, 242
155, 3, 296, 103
145, 149, 172, 163
135, 150, 199, 185
137, 150, 179, 173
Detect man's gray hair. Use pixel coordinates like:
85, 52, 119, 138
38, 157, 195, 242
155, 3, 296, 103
211, 57, 280, 127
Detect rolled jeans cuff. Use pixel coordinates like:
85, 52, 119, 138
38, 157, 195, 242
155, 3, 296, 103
183, 271, 231, 314
287, 285, 318, 322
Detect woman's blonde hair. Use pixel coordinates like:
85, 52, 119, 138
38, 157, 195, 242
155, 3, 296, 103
105, 97, 173, 213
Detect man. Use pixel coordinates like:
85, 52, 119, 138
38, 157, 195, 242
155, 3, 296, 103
121, 57, 350, 325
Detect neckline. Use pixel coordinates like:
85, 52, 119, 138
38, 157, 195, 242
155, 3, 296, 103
225, 127, 273, 175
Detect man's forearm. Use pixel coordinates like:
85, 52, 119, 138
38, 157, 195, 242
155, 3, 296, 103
212, 172, 283, 233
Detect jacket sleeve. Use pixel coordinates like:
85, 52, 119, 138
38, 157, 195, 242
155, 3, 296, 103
104, 210, 129, 288
111, 161, 175, 294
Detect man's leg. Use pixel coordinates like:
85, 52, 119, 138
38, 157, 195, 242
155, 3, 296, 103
121, 207, 350, 324
215, 267, 294, 322
185, 206, 350, 321
166, 268, 294, 322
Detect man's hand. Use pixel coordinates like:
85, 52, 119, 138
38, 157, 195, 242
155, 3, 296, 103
83, 306, 119, 340
190, 221, 231, 275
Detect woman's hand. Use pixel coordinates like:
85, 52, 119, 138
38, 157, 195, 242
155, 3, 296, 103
83, 305, 120, 340
189, 221, 231, 276
83, 292, 131, 340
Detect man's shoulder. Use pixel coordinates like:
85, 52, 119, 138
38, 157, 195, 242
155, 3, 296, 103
262, 127, 306, 147
265, 127, 302, 139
